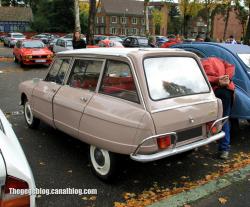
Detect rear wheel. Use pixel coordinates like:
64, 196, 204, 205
24, 99, 40, 129
89, 145, 117, 181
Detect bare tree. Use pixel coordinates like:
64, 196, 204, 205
74, 0, 81, 32
86, 0, 96, 45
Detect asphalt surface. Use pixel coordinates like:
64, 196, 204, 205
0, 43, 14, 58
1, 44, 250, 207
193, 175, 250, 207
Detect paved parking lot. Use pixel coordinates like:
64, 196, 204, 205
1, 44, 250, 207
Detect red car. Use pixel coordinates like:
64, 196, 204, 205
13, 40, 53, 67
87, 40, 124, 48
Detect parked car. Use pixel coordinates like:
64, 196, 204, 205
19, 48, 227, 180
0, 34, 7, 42
122, 36, 151, 48
53, 38, 73, 53
13, 40, 53, 67
48, 38, 58, 51
4, 32, 25, 47
155, 36, 169, 47
31, 34, 50, 44
98, 40, 124, 48
171, 42, 250, 125
0, 109, 36, 206
105, 36, 123, 43
94, 35, 107, 44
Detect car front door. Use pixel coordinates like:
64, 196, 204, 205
53, 58, 104, 137
32, 58, 71, 126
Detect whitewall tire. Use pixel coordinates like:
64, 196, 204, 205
24, 99, 40, 129
89, 145, 117, 181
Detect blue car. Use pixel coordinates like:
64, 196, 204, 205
171, 42, 250, 123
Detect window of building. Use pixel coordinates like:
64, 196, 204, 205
132, 17, 137, 24
100, 60, 140, 103
121, 17, 127, 24
110, 27, 117, 35
141, 18, 145, 25
111, 16, 117, 23
132, 28, 137, 35
140, 28, 145, 36
100, 27, 105, 35
101, 16, 105, 24
68, 59, 103, 91
96, 17, 99, 24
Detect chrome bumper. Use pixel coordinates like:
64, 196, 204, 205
130, 117, 228, 162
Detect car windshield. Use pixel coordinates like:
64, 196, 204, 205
23, 41, 45, 48
13, 34, 24, 38
109, 36, 122, 42
144, 57, 210, 100
66, 40, 72, 46
237, 54, 250, 69
138, 38, 148, 45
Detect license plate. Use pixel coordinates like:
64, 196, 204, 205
35, 60, 46, 63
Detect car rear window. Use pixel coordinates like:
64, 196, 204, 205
144, 57, 210, 101
138, 38, 148, 45
237, 54, 250, 70
13, 34, 24, 38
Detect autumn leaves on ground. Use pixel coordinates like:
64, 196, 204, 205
114, 151, 250, 207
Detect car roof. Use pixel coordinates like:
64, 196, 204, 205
176, 42, 250, 54
58, 48, 185, 57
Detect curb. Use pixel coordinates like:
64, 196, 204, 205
148, 164, 250, 207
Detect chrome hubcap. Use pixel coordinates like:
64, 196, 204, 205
24, 102, 33, 125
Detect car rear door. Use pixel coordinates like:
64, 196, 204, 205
53, 58, 105, 137
32, 58, 71, 126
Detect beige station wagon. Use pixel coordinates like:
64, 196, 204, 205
19, 48, 228, 180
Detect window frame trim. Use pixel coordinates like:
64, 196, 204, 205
65, 57, 106, 93
98, 59, 142, 105
44, 57, 73, 85
143, 56, 211, 102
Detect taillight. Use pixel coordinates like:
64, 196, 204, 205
0, 175, 30, 207
157, 135, 171, 149
4, 176, 29, 194
206, 122, 219, 136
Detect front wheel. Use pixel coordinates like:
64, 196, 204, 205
24, 99, 40, 129
89, 145, 117, 181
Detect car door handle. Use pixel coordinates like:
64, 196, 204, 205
80, 97, 88, 102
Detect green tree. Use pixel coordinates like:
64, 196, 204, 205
152, 9, 163, 35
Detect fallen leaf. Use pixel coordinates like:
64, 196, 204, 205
81, 196, 88, 200
39, 162, 46, 166
89, 196, 97, 201
218, 197, 227, 204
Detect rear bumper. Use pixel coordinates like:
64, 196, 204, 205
130, 131, 225, 162
130, 116, 228, 162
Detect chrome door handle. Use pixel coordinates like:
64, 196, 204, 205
80, 97, 88, 102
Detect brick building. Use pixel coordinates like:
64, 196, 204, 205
213, 9, 243, 41
95, 0, 153, 36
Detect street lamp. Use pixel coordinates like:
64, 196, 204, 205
123, 8, 128, 35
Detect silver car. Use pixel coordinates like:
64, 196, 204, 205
53, 38, 73, 53
0, 109, 36, 206
3, 33, 26, 48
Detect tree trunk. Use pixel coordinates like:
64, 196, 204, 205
74, 0, 81, 32
87, 0, 96, 45
223, 3, 231, 40
244, 3, 250, 44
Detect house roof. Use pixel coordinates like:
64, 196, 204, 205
100, 0, 145, 16
0, 7, 33, 22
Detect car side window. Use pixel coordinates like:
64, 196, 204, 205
99, 60, 140, 104
68, 59, 103, 91
45, 59, 70, 84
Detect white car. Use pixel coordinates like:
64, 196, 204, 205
3, 33, 26, 48
53, 38, 73, 53
0, 109, 36, 206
